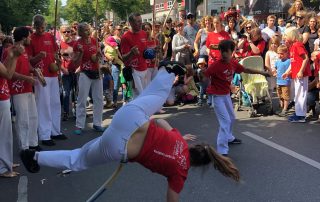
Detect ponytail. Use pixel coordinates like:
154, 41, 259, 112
205, 146, 240, 182
189, 144, 240, 182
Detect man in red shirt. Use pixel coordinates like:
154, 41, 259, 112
59, 25, 77, 121
121, 13, 148, 98
72, 23, 105, 135
201, 40, 269, 156
6, 27, 41, 151
0, 44, 23, 177
28, 15, 67, 146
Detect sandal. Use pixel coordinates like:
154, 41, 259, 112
13, 163, 20, 168
0, 171, 20, 178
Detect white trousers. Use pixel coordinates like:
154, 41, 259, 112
34, 77, 61, 141
132, 69, 148, 98
294, 77, 308, 116
76, 73, 104, 129
12, 93, 38, 149
37, 69, 174, 171
0, 100, 13, 173
213, 95, 235, 155
146, 68, 158, 86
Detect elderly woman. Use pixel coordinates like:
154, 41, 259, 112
172, 22, 192, 65
237, 27, 266, 57
73, 23, 105, 135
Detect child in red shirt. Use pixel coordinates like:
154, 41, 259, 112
282, 27, 311, 123
201, 40, 269, 155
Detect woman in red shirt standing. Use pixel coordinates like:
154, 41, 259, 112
0, 45, 23, 177
237, 27, 266, 57
21, 64, 240, 200
206, 16, 231, 65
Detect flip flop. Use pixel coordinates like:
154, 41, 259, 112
12, 163, 20, 168
0, 171, 20, 178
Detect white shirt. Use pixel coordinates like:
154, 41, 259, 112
261, 26, 278, 42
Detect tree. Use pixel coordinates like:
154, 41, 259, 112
45, 0, 62, 28
0, 0, 50, 33
106, 0, 152, 20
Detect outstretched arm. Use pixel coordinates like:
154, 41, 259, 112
167, 186, 179, 202
243, 67, 270, 77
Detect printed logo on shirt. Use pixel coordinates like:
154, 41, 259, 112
0, 82, 9, 96
141, 38, 147, 43
12, 80, 24, 93
89, 46, 96, 52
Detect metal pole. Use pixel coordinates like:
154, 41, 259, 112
53, 0, 58, 43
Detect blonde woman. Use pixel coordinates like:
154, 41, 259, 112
193, 16, 213, 62
288, 0, 305, 25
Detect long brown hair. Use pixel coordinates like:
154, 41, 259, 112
288, 0, 304, 16
189, 144, 240, 182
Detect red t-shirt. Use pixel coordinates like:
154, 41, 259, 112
242, 39, 266, 57
206, 31, 231, 65
60, 40, 76, 72
73, 38, 99, 71
130, 120, 190, 194
145, 39, 159, 68
28, 32, 58, 77
205, 59, 245, 95
2, 47, 33, 95
315, 53, 320, 73
289, 42, 311, 79
120, 30, 147, 71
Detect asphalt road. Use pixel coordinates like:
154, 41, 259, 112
1, 102, 320, 202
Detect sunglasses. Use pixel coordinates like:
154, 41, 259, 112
296, 16, 304, 20
62, 31, 71, 34
246, 26, 252, 29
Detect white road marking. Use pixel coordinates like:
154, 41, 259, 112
17, 176, 28, 202
242, 131, 320, 170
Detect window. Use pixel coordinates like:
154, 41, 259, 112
160, 3, 164, 10
155, 4, 159, 11
168, 1, 173, 9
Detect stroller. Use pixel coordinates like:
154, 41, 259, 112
232, 56, 273, 117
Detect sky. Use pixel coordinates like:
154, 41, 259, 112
61, 0, 67, 6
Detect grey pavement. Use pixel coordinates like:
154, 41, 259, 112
1, 102, 320, 202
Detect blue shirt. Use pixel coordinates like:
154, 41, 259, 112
275, 59, 291, 86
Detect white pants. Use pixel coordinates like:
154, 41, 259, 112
12, 93, 38, 150
37, 69, 175, 171
76, 73, 104, 129
146, 68, 158, 86
294, 77, 308, 116
35, 77, 61, 141
213, 95, 235, 155
0, 100, 13, 174
132, 69, 148, 98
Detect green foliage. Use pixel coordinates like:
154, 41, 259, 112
0, 0, 50, 33
61, 0, 108, 24
45, 0, 62, 28
106, 0, 152, 20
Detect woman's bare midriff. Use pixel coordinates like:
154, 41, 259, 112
127, 121, 150, 160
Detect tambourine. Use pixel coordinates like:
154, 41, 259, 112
143, 48, 156, 60
34, 68, 47, 87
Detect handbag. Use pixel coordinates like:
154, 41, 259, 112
82, 70, 100, 79
122, 67, 133, 81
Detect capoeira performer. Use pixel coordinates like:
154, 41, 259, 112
28, 15, 67, 146
20, 64, 240, 200
0, 44, 24, 177
6, 27, 41, 151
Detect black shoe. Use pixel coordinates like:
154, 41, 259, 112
159, 61, 186, 76
29, 145, 43, 151
20, 149, 40, 173
51, 134, 68, 140
41, 140, 56, 146
287, 101, 295, 110
228, 138, 242, 145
